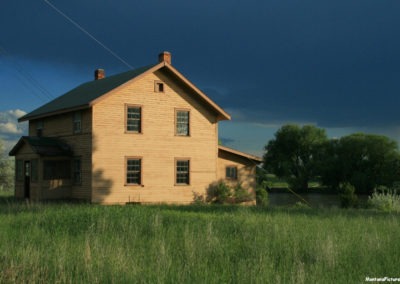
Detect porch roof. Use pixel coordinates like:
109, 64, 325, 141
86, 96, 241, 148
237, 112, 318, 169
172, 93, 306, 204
9, 136, 73, 157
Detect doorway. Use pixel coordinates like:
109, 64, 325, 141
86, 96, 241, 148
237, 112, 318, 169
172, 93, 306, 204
24, 161, 30, 199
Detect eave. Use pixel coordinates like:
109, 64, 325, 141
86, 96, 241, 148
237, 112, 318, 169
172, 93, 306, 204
218, 145, 262, 163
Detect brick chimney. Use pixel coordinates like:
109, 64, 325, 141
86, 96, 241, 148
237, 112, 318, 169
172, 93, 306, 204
158, 51, 171, 64
94, 69, 105, 80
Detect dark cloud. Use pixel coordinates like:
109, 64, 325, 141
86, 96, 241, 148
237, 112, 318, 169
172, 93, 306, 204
1, 1, 400, 129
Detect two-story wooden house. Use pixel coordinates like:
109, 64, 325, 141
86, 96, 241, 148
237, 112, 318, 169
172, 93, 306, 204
9, 52, 261, 204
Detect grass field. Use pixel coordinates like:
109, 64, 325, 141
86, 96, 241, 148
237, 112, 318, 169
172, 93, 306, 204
0, 195, 399, 283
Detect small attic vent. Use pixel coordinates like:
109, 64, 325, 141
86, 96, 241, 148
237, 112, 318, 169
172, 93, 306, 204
154, 81, 164, 93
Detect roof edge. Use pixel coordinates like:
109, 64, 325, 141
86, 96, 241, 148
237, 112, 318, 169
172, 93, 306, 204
163, 62, 231, 121
218, 145, 262, 163
88, 62, 164, 107
19, 105, 90, 122
9, 136, 28, 156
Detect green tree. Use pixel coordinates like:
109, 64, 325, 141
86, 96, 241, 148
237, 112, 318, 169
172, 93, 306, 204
263, 124, 328, 191
321, 133, 400, 193
0, 139, 14, 192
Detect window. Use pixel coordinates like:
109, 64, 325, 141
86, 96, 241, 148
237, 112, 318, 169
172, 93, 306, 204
73, 159, 82, 184
226, 166, 238, 180
176, 160, 190, 185
126, 158, 141, 185
43, 160, 71, 180
36, 120, 43, 137
73, 111, 82, 134
176, 110, 189, 136
16, 160, 24, 181
154, 81, 164, 93
31, 159, 38, 182
126, 106, 142, 133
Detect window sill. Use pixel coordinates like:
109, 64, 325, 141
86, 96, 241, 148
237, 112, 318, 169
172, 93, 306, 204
124, 184, 144, 187
125, 131, 143, 135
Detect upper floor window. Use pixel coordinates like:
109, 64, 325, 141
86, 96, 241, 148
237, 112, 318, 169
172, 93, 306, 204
73, 111, 82, 134
226, 166, 238, 180
154, 81, 164, 93
126, 158, 142, 185
36, 120, 43, 137
176, 159, 190, 185
176, 110, 190, 136
126, 106, 142, 133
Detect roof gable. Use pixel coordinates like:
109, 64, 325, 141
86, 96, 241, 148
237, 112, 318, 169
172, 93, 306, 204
20, 60, 230, 122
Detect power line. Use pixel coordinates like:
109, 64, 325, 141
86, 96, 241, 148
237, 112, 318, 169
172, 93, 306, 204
0, 44, 54, 102
43, 0, 135, 69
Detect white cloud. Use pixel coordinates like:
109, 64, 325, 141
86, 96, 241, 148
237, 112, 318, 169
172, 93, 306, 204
0, 109, 28, 145
0, 122, 22, 134
7, 109, 27, 119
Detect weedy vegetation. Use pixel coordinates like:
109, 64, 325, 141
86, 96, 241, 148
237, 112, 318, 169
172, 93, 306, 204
0, 194, 399, 283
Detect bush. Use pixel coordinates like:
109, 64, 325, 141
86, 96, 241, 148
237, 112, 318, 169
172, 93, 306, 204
368, 186, 400, 212
206, 181, 254, 204
192, 191, 206, 205
233, 184, 254, 203
255, 182, 268, 206
339, 182, 358, 208
292, 201, 311, 209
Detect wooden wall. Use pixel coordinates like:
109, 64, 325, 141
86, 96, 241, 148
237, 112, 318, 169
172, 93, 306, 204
217, 150, 257, 196
91, 69, 219, 204
28, 109, 93, 201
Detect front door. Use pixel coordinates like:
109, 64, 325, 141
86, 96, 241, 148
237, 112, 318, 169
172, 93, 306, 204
24, 161, 30, 199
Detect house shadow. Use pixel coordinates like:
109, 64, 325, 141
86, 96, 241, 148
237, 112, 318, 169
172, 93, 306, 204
90, 169, 114, 203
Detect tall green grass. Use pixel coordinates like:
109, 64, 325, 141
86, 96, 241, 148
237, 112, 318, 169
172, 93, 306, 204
0, 200, 399, 283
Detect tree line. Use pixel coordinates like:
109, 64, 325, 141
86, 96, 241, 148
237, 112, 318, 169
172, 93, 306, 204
0, 139, 14, 192
263, 124, 400, 194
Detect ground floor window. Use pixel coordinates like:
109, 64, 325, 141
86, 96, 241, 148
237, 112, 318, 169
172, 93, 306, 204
176, 159, 190, 185
126, 158, 142, 185
43, 160, 71, 180
73, 159, 81, 185
15, 160, 24, 181
31, 159, 38, 182
226, 166, 238, 180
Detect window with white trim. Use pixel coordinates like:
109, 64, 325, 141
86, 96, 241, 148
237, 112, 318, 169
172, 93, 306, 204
226, 166, 238, 180
73, 111, 82, 134
126, 106, 142, 133
126, 158, 142, 185
176, 110, 189, 136
73, 159, 82, 184
176, 160, 190, 185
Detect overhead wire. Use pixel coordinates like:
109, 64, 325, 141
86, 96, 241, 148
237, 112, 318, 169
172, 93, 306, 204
242, 150, 312, 207
43, 0, 135, 69
0, 44, 54, 102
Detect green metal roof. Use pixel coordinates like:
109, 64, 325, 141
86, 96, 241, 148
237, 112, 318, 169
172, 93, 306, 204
9, 136, 73, 156
19, 64, 157, 121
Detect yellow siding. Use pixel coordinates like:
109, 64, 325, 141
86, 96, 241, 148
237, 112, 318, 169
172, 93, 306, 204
217, 150, 257, 199
92, 70, 219, 204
